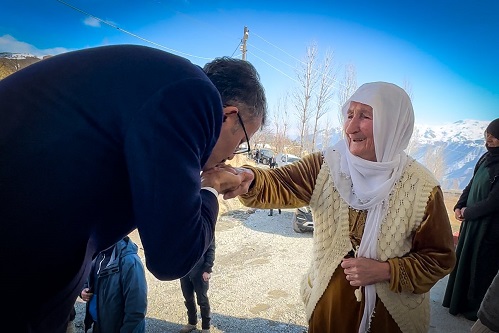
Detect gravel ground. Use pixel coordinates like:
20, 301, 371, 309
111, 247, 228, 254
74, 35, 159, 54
69, 205, 312, 333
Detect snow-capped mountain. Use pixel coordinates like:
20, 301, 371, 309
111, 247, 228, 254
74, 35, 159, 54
414, 119, 487, 144
319, 119, 489, 190
408, 119, 489, 190
0, 52, 42, 60
0, 52, 45, 80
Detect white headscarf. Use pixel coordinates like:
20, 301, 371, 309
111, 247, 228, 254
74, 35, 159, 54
324, 82, 414, 333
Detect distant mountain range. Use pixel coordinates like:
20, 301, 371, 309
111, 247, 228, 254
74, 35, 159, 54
409, 120, 488, 190
0, 52, 45, 80
320, 119, 488, 190
0, 52, 43, 60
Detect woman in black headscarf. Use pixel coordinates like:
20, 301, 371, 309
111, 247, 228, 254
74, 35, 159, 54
443, 118, 499, 321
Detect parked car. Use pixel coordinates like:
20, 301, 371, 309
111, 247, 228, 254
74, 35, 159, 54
277, 153, 301, 167
292, 206, 314, 233
255, 148, 276, 165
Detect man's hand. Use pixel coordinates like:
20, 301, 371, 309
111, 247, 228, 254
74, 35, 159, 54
202, 272, 211, 282
340, 257, 391, 287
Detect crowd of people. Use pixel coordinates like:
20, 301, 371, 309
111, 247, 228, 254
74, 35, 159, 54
0, 43, 497, 333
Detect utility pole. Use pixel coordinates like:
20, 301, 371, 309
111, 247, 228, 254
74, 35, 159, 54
241, 26, 249, 61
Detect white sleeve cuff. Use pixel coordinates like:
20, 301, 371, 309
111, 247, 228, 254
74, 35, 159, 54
201, 186, 219, 197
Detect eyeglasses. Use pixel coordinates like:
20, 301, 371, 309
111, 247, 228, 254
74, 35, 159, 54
234, 112, 251, 154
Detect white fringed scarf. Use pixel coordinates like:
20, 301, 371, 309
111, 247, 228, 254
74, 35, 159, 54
324, 82, 414, 333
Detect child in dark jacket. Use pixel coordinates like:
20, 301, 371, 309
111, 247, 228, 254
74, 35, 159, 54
80, 236, 147, 333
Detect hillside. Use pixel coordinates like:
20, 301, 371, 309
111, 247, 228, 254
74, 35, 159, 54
0, 52, 44, 80
409, 120, 488, 190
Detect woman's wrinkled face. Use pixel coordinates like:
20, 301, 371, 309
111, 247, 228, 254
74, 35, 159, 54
486, 132, 499, 148
344, 101, 376, 161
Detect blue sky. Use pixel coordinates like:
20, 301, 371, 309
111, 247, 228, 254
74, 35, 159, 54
1, 0, 498, 127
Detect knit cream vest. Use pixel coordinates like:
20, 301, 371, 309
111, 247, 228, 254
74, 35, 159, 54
300, 156, 437, 333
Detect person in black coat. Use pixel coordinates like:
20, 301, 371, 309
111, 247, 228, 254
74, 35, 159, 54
269, 155, 277, 169
179, 239, 216, 333
443, 118, 499, 321
0, 44, 267, 332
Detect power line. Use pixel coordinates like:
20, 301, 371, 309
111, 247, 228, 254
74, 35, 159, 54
247, 44, 342, 107
250, 29, 347, 90
55, 0, 346, 93
251, 31, 302, 64
55, 0, 212, 60
247, 51, 298, 83
247, 42, 297, 70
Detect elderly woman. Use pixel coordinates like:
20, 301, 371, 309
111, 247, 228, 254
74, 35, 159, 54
217, 82, 456, 333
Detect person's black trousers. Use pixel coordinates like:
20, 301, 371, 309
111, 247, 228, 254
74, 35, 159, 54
180, 274, 211, 329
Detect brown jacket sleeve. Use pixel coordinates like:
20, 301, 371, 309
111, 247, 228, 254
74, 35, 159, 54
388, 186, 457, 293
238, 152, 323, 209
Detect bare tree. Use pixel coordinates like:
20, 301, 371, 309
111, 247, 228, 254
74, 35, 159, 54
423, 144, 446, 182
311, 49, 337, 152
271, 93, 291, 154
292, 42, 319, 156
281, 94, 291, 149
320, 115, 335, 151
250, 125, 274, 150
270, 103, 281, 152
337, 63, 357, 125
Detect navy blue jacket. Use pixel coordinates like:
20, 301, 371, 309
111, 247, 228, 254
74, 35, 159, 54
0, 45, 221, 331
83, 237, 147, 333
186, 237, 216, 277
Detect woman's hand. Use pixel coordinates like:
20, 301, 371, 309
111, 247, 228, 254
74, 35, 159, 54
454, 208, 465, 221
202, 165, 255, 199
341, 257, 391, 286
221, 167, 254, 199
200, 169, 242, 195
